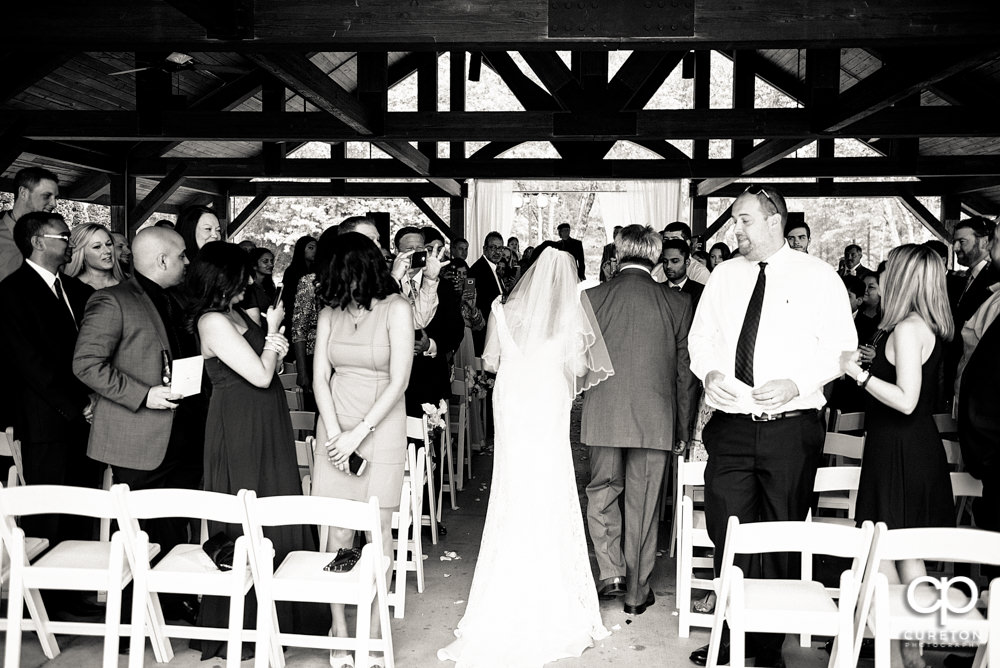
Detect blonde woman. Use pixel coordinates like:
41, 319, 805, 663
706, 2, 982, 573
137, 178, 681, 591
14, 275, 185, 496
841, 243, 955, 668
66, 223, 126, 290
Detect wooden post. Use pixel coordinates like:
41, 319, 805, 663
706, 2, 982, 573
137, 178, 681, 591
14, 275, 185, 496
109, 173, 136, 236
732, 50, 755, 159
449, 196, 465, 240
261, 78, 286, 176
449, 51, 465, 161
417, 52, 437, 159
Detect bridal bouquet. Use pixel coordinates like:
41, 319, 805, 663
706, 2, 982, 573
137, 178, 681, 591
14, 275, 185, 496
422, 400, 448, 431
465, 369, 494, 400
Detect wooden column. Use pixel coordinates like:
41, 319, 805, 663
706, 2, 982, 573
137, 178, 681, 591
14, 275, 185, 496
732, 50, 755, 159
261, 78, 286, 176
690, 50, 711, 234
449, 51, 466, 160
417, 52, 438, 159
109, 173, 136, 236
449, 195, 465, 240
356, 52, 388, 135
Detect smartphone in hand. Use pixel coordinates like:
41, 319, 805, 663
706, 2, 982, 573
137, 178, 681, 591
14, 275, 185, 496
348, 452, 368, 476
410, 250, 428, 269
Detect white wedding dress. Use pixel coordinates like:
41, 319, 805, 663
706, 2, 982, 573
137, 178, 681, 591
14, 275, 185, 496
439, 252, 612, 667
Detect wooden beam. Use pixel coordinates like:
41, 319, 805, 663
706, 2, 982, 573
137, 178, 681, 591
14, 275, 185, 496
449, 196, 465, 240
128, 163, 188, 228
610, 51, 685, 111
226, 194, 269, 237
417, 52, 437, 158
481, 52, 560, 110
703, 204, 735, 240
450, 51, 466, 160
228, 182, 462, 198
705, 182, 952, 199
261, 78, 286, 175
163, 0, 254, 40
0, 134, 25, 176
408, 197, 448, 231
898, 193, 950, 240
731, 50, 756, 158
519, 52, 587, 111
64, 173, 110, 201
109, 174, 135, 235
698, 138, 812, 195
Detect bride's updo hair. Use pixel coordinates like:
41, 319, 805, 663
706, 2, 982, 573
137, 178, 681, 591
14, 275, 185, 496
615, 224, 661, 269
318, 232, 399, 311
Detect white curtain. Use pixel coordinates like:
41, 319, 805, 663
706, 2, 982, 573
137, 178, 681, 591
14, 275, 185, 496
595, 180, 682, 241
464, 179, 514, 256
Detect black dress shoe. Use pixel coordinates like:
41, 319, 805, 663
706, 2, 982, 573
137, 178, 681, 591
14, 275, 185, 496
944, 653, 975, 668
623, 590, 655, 615
162, 597, 200, 626
690, 642, 757, 667
597, 577, 626, 600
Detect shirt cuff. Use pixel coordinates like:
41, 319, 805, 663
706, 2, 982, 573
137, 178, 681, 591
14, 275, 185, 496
424, 338, 438, 358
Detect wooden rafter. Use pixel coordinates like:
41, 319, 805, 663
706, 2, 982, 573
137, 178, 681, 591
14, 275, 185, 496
898, 193, 950, 240
128, 163, 188, 227
0, 52, 74, 103
226, 194, 269, 237
408, 196, 450, 235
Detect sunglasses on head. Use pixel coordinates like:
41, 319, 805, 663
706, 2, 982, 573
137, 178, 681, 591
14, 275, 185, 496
743, 184, 780, 213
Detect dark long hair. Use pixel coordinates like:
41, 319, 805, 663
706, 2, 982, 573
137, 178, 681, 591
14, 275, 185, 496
318, 232, 398, 311
175, 205, 218, 261
186, 241, 250, 328
280, 235, 317, 331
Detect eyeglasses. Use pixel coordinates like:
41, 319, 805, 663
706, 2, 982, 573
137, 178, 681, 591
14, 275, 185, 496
743, 185, 780, 213
38, 234, 72, 243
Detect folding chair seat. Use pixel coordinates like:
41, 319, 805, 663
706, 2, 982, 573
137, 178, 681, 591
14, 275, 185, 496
675, 459, 714, 638
0, 484, 159, 668
115, 486, 254, 668
243, 492, 394, 668
854, 524, 1000, 668
706, 518, 875, 668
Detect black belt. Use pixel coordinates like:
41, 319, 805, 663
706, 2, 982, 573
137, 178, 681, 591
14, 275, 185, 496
727, 409, 818, 422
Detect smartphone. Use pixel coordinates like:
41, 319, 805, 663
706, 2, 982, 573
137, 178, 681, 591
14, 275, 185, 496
465, 277, 476, 289
410, 250, 427, 269
348, 452, 368, 477
272, 284, 284, 308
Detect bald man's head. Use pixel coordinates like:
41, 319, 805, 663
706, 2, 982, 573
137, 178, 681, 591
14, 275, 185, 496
132, 227, 189, 288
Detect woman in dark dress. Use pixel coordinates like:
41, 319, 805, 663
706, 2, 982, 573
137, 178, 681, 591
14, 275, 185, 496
841, 243, 955, 668
189, 241, 328, 660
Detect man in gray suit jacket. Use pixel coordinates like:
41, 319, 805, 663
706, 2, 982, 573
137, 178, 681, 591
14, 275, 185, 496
582, 224, 698, 615
73, 228, 194, 552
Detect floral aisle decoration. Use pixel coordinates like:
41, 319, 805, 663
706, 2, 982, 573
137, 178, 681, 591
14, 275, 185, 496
465, 369, 495, 401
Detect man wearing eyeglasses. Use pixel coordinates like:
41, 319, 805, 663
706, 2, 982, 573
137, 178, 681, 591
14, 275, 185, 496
0, 167, 60, 283
0, 211, 103, 616
687, 185, 857, 668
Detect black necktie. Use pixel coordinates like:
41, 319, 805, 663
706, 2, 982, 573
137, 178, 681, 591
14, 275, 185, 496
734, 262, 767, 386
672, 285, 682, 292
53, 275, 65, 302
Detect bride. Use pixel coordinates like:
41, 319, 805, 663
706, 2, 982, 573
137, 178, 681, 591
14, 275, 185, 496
439, 245, 614, 667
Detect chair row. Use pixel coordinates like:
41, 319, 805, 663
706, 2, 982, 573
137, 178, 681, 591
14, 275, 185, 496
675, 457, 985, 639
0, 484, 395, 668
704, 517, 1000, 668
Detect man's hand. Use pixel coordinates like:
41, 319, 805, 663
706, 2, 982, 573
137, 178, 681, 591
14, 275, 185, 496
391, 250, 415, 283
414, 329, 430, 356
704, 370, 739, 409
672, 439, 687, 455
422, 245, 449, 280
146, 386, 182, 410
750, 379, 799, 411
83, 394, 98, 424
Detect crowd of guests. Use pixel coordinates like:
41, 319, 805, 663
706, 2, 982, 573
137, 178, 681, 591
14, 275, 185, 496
0, 166, 998, 667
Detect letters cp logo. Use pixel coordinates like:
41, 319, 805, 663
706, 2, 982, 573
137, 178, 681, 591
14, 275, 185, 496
906, 576, 978, 625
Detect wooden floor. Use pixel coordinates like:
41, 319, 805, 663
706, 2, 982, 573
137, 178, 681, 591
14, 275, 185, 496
0, 400, 963, 667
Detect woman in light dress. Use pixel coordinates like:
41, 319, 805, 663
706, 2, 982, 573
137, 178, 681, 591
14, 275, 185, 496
439, 245, 613, 668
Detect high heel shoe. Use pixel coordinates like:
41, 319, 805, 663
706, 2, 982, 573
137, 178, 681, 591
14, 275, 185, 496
330, 652, 354, 668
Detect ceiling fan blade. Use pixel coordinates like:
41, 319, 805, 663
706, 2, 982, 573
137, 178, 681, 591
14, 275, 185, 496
109, 66, 152, 76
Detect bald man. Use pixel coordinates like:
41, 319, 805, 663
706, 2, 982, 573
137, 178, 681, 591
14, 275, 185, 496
73, 227, 203, 622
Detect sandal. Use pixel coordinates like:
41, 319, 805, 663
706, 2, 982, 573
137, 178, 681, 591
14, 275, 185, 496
369, 655, 385, 668
692, 592, 716, 614
330, 651, 354, 668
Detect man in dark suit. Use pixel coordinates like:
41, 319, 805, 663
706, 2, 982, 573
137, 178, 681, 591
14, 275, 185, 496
582, 224, 697, 615
838, 243, 875, 279
556, 222, 586, 280
599, 225, 623, 282
468, 231, 506, 355
0, 211, 102, 616
653, 238, 704, 311
395, 227, 464, 416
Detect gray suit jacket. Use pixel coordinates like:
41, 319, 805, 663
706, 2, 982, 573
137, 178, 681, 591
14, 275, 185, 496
73, 277, 175, 470
581, 269, 697, 449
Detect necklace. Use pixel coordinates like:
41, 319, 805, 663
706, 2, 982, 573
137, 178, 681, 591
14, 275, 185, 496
350, 303, 367, 330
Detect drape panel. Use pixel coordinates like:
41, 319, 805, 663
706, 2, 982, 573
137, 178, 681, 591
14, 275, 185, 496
464, 180, 514, 255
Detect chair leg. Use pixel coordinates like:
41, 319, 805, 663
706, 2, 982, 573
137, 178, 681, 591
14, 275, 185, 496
355, 596, 372, 668
226, 584, 247, 668
128, 579, 148, 668
392, 481, 409, 619
425, 449, 439, 545
4, 558, 25, 668
22, 586, 58, 659
104, 583, 124, 667
441, 430, 458, 513
145, 591, 173, 664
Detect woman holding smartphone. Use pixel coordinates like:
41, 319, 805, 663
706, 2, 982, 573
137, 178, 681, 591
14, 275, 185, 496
311, 232, 414, 668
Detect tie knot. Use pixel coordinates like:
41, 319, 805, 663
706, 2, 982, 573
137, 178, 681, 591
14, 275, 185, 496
758, 262, 767, 272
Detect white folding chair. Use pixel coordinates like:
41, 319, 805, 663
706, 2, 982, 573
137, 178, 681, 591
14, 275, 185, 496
675, 459, 714, 638
0, 428, 25, 489
243, 492, 395, 668
942, 438, 964, 469
280, 373, 304, 410
810, 465, 863, 526
933, 412, 959, 436
290, 410, 316, 439
406, 416, 439, 544
823, 431, 865, 464
854, 524, 1000, 668
829, 410, 865, 434
706, 518, 875, 668
0, 484, 159, 668
449, 378, 472, 490
952, 471, 984, 527
115, 486, 254, 668
295, 437, 315, 496
0, 482, 48, 640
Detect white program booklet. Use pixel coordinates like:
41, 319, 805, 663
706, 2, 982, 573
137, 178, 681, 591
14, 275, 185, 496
171, 356, 204, 397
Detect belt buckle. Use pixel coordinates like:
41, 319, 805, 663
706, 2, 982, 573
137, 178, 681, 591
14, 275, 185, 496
751, 412, 774, 422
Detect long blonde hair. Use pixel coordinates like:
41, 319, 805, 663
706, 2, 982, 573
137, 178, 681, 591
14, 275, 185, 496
66, 223, 126, 282
879, 243, 954, 340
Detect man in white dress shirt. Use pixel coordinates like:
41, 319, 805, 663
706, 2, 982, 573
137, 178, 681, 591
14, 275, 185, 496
687, 185, 857, 667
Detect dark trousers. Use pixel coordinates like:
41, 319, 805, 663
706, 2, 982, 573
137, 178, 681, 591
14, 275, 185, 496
703, 410, 825, 652
21, 437, 102, 545
973, 470, 1000, 581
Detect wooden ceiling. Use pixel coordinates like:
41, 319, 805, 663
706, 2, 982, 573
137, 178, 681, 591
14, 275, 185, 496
3, 0, 1000, 236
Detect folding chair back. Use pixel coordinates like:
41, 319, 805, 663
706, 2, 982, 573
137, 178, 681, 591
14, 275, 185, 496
942, 438, 964, 468
675, 459, 712, 638
811, 466, 862, 523
933, 412, 959, 436
406, 415, 439, 544
449, 378, 472, 489
829, 410, 865, 433
295, 437, 315, 495
823, 432, 865, 462
0, 428, 24, 488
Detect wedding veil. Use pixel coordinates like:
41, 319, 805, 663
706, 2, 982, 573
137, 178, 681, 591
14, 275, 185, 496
483, 246, 613, 394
